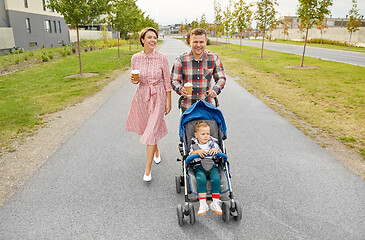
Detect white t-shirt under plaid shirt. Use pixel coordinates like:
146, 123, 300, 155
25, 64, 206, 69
170, 51, 226, 111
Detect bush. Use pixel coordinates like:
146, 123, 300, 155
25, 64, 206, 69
38, 52, 49, 62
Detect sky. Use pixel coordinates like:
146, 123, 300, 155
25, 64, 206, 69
135, 0, 365, 26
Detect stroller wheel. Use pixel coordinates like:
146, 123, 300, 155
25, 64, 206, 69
175, 176, 181, 193
177, 204, 184, 226
233, 200, 242, 221
222, 201, 230, 222
188, 203, 195, 225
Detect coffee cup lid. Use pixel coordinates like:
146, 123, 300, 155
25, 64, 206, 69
184, 82, 193, 87
131, 69, 140, 74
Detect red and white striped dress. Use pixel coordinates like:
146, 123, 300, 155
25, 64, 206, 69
125, 50, 172, 145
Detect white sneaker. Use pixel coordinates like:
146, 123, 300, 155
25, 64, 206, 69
143, 172, 151, 182
210, 200, 222, 215
198, 202, 209, 216
153, 153, 161, 164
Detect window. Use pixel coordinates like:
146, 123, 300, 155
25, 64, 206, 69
24, 0, 28, 8
58, 21, 61, 33
54, 21, 57, 33
29, 42, 37, 47
44, 20, 51, 33
25, 18, 31, 33
43, 0, 46, 11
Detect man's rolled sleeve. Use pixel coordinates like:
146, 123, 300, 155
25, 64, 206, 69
212, 55, 226, 95
170, 57, 184, 95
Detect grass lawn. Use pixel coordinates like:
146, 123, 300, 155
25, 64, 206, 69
206, 43, 365, 158
0, 44, 141, 155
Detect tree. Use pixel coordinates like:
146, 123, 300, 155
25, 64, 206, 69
214, 0, 224, 43
200, 13, 208, 30
254, 0, 278, 57
191, 19, 199, 29
281, 17, 291, 40
223, 0, 233, 46
47, 0, 110, 76
233, 0, 253, 52
316, 18, 328, 44
99, 24, 110, 44
108, 0, 142, 54
297, 0, 333, 67
347, 0, 362, 49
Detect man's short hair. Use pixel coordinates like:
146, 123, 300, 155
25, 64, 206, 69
191, 28, 207, 38
139, 27, 158, 47
195, 120, 210, 132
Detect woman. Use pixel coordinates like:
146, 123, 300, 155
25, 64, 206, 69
125, 27, 172, 182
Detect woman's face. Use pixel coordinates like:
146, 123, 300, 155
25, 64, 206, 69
142, 31, 157, 51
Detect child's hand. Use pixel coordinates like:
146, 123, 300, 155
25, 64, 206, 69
192, 149, 207, 158
208, 148, 218, 156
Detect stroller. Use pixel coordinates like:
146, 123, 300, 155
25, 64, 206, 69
175, 98, 242, 226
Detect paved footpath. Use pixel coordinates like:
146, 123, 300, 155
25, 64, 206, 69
216, 37, 365, 67
0, 37, 364, 239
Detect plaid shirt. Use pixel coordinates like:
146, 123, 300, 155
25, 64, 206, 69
171, 51, 226, 111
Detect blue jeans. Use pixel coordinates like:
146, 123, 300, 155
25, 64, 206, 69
194, 164, 221, 194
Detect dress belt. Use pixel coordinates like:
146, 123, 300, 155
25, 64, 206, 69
140, 81, 163, 102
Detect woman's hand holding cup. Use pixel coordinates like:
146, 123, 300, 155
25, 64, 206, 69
131, 70, 140, 84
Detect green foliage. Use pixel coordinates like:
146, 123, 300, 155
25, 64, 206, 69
297, 0, 333, 29
233, 0, 254, 33
108, 0, 158, 40
47, 0, 110, 29
255, 0, 278, 31
214, 0, 224, 37
200, 13, 208, 30
223, 0, 234, 37
347, 0, 362, 33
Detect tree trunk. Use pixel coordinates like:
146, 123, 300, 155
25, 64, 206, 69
321, 31, 323, 44
76, 26, 82, 76
261, 28, 266, 58
239, 33, 242, 52
129, 38, 132, 52
348, 31, 352, 49
301, 28, 309, 67
117, 32, 120, 58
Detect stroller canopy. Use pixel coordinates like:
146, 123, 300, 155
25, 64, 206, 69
179, 100, 227, 141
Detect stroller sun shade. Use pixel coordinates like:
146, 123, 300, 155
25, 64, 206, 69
179, 100, 227, 141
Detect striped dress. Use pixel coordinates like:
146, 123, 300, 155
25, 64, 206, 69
125, 50, 172, 145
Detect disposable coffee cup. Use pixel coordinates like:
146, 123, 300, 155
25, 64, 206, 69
184, 82, 193, 96
131, 69, 140, 83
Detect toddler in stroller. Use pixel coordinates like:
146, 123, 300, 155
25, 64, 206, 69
189, 120, 222, 216
175, 99, 242, 226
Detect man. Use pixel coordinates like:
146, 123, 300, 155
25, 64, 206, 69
171, 28, 226, 111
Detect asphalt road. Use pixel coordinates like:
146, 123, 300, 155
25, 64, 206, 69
216, 37, 365, 67
0, 37, 364, 239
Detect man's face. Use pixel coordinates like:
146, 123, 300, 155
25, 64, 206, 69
190, 34, 207, 59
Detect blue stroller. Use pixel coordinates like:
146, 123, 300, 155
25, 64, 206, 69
175, 98, 242, 226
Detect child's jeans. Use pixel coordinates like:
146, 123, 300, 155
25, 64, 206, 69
194, 164, 221, 194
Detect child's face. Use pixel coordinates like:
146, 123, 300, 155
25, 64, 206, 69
195, 126, 210, 145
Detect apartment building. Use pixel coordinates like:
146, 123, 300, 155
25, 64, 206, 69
0, 0, 69, 51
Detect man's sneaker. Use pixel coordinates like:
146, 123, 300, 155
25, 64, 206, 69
210, 200, 222, 215
197, 203, 209, 216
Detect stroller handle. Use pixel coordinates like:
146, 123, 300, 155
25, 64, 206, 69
178, 96, 219, 110
186, 152, 227, 164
